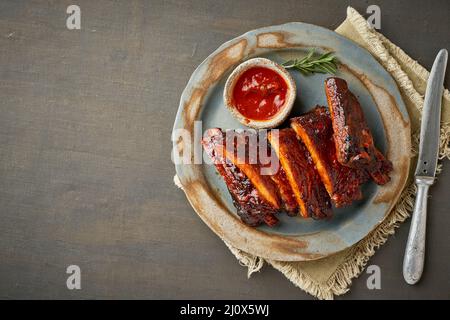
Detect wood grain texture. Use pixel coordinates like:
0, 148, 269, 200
0, 0, 449, 299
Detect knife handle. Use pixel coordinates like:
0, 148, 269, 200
403, 176, 434, 284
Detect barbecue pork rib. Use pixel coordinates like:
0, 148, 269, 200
270, 165, 298, 216
222, 130, 281, 209
268, 129, 332, 219
291, 106, 368, 207
202, 128, 279, 227
324, 77, 393, 185
237, 130, 298, 216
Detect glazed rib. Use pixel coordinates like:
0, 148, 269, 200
268, 129, 332, 219
222, 131, 281, 209
324, 77, 393, 185
202, 128, 279, 227
270, 165, 298, 215
227, 130, 298, 215
225, 130, 297, 215
291, 106, 367, 207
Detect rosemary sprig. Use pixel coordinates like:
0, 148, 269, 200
282, 49, 339, 75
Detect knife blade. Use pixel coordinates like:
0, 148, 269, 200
414, 49, 448, 178
403, 49, 448, 285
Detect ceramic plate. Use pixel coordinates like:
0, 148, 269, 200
173, 23, 411, 261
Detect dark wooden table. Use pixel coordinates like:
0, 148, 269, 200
0, 0, 449, 299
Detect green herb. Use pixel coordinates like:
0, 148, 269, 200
282, 49, 339, 75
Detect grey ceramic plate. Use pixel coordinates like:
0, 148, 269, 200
173, 23, 411, 261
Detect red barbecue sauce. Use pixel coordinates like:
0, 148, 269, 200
232, 67, 288, 121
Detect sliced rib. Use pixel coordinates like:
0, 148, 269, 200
202, 128, 279, 227
324, 77, 393, 185
270, 165, 298, 216
291, 106, 368, 207
268, 128, 332, 219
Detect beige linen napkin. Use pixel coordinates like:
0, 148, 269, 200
175, 7, 450, 299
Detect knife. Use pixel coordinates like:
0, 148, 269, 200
403, 49, 448, 285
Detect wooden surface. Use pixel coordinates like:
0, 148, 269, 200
0, 0, 449, 299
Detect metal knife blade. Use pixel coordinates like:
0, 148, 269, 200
415, 49, 448, 178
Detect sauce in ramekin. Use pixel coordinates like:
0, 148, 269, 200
232, 67, 288, 121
